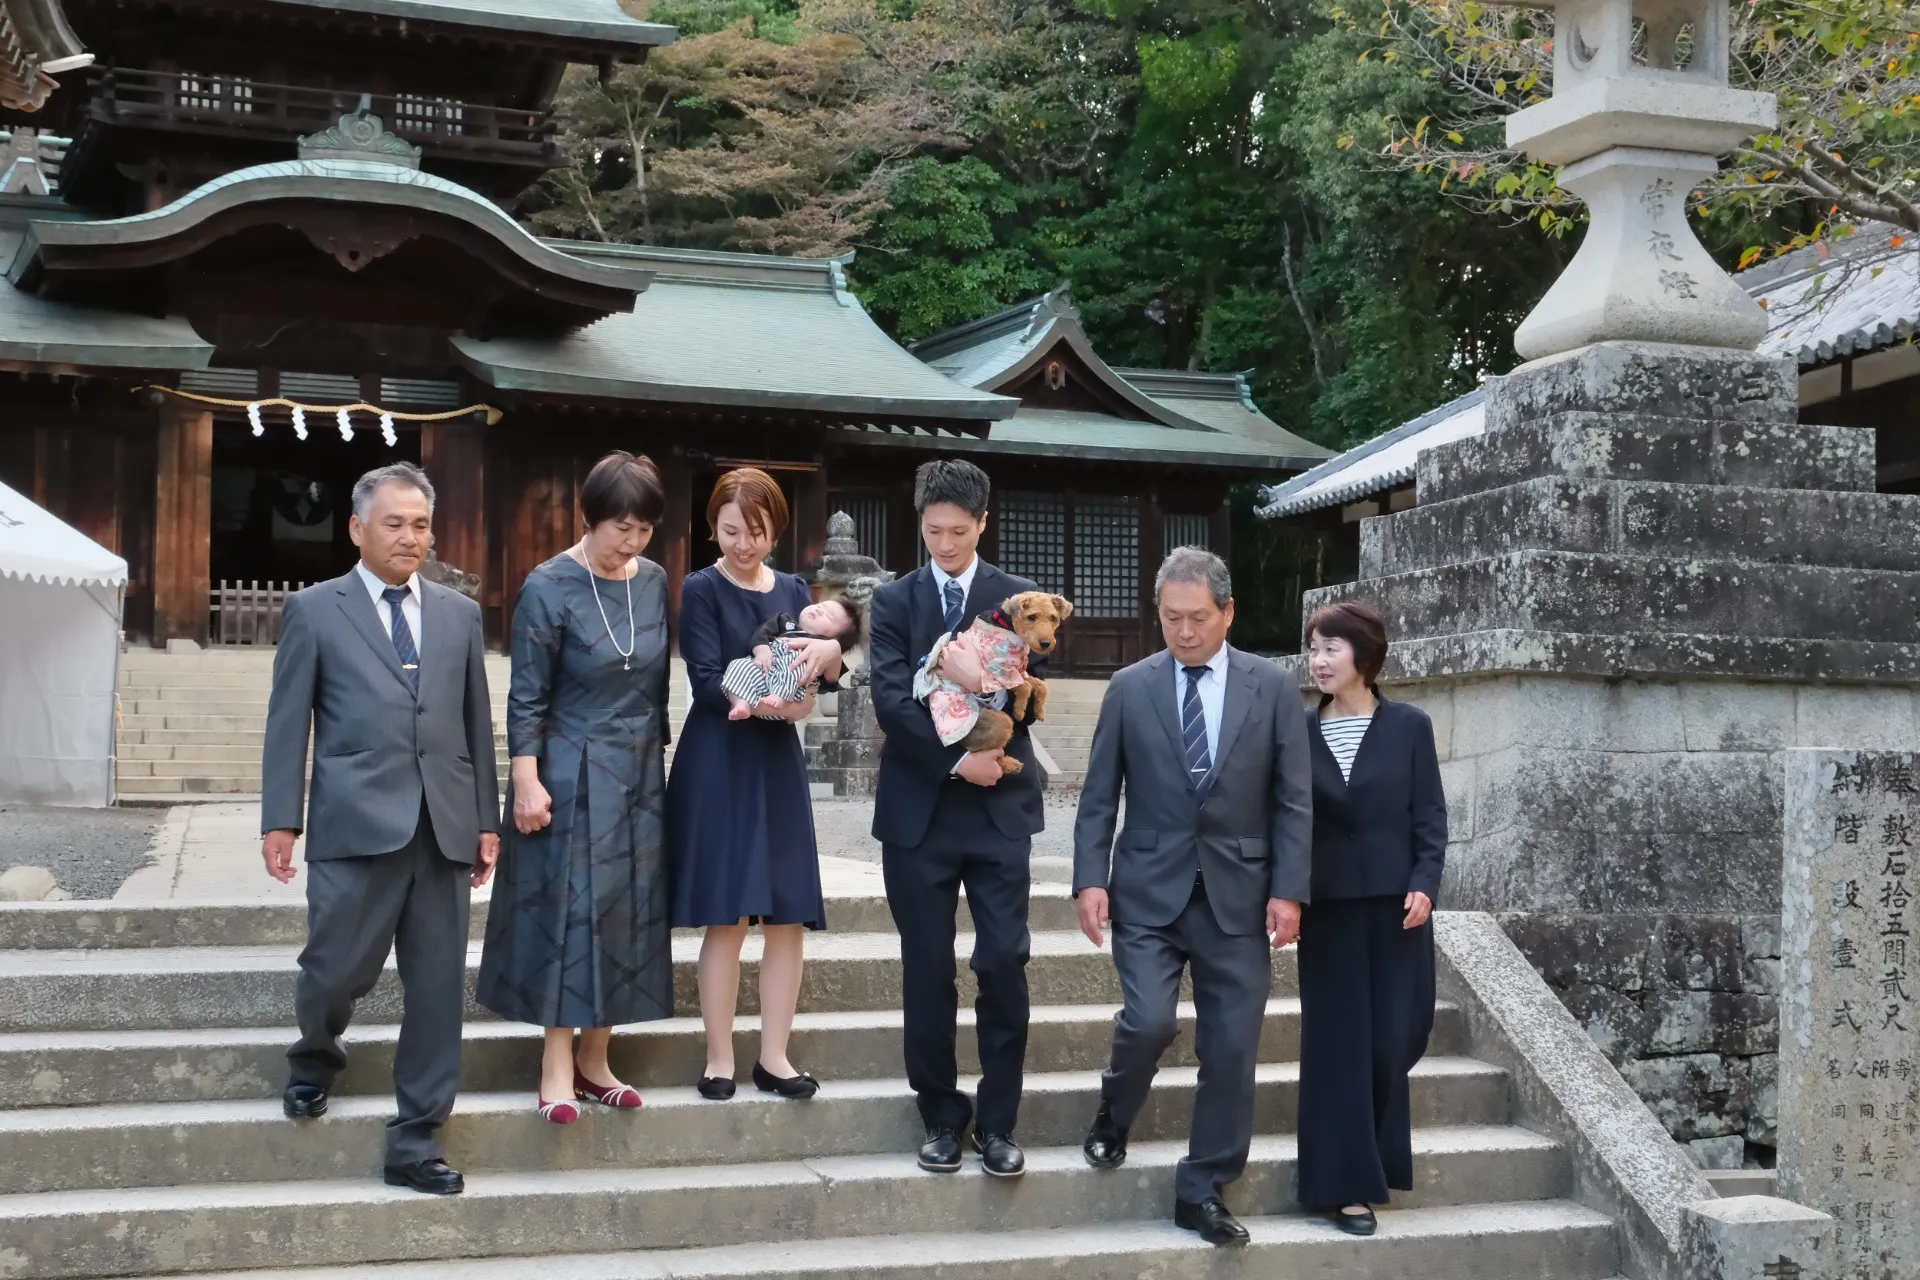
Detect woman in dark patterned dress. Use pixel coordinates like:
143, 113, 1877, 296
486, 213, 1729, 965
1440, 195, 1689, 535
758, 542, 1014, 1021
478, 452, 673, 1124
667, 468, 844, 1101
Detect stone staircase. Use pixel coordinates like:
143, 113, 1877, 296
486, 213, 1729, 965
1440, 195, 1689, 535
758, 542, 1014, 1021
0, 891, 1626, 1280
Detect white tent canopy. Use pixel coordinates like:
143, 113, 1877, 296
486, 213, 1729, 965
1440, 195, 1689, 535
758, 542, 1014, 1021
0, 480, 126, 807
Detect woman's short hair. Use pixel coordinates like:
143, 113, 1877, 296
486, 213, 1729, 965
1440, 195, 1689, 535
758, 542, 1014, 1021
1305, 599, 1389, 685
581, 452, 665, 528
706, 467, 789, 541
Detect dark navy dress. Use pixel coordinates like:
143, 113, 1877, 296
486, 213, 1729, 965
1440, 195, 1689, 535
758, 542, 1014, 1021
667, 565, 827, 930
477, 553, 673, 1028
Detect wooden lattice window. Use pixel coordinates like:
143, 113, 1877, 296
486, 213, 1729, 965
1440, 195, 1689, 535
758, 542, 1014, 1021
395, 95, 465, 136
998, 491, 1067, 595
176, 74, 253, 114
1165, 512, 1213, 556
1073, 496, 1139, 617
828, 493, 888, 564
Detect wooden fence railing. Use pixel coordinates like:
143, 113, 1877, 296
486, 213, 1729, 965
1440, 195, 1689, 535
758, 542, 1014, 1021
210, 581, 309, 646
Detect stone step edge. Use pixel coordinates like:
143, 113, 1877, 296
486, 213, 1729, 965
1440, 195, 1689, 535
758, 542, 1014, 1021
0, 1056, 1504, 1134
149, 1199, 1618, 1279
0, 1124, 1557, 1216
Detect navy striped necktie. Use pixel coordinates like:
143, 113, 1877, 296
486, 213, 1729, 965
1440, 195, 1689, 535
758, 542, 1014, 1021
942, 579, 965, 633
1182, 665, 1212, 793
382, 585, 419, 692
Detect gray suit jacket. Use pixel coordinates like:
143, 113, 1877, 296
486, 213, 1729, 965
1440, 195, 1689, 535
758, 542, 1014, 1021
261, 570, 499, 863
1072, 646, 1313, 935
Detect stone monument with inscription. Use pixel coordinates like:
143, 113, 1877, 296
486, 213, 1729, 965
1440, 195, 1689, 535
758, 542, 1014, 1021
1292, 0, 1920, 1162
1780, 749, 1920, 1280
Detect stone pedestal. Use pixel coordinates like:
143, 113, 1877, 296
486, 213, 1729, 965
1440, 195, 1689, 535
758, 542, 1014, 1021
824, 685, 885, 797
1299, 342, 1920, 1159
1779, 750, 1920, 1279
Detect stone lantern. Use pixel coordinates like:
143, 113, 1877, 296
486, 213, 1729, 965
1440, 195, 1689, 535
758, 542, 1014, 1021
1500, 0, 1776, 358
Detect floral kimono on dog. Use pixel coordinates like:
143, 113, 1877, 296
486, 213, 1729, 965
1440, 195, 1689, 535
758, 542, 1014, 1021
914, 612, 1032, 746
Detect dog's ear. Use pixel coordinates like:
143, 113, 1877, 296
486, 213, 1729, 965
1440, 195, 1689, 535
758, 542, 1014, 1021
1052, 595, 1074, 621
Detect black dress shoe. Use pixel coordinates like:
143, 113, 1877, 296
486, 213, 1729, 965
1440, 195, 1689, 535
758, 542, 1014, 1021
382, 1158, 464, 1195
752, 1062, 820, 1099
972, 1131, 1026, 1178
1332, 1205, 1377, 1236
918, 1126, 964, 1173
1175, 1197, 1251, 1247
696, 1075, 737, 1100
282, 1082, 328, 1119
1082, 1100, 1129, 1169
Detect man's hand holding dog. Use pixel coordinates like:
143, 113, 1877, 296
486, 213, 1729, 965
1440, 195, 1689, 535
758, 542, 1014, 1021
939, 643, 988, 694
956, 748, 1004, 786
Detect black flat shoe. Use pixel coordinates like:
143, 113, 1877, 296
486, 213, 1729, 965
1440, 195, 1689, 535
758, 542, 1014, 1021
282, 1082, 328, 1119
1175, 1197, 1251, 1247
1333, 1205, 1377, 1236
696, 1075, 736, 1100
382, 1157, 464, 1195
752, 1062, 819, 1099
1082, 1100, 1129, 1169
918, 1126, 964, 1172
972, 1131, 1025, 1178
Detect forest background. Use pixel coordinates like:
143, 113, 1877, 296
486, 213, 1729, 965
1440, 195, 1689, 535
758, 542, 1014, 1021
521, 0, 1918, 645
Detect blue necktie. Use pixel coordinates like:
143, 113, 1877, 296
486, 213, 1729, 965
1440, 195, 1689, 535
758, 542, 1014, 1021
382, 585, 419, 692
942, 579, 965, 634
1183, 665, 1212, 796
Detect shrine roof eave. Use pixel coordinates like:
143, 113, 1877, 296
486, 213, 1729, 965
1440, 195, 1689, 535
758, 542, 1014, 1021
253, 0, 674, 51
829, 410, 1325, 473
8, 159, 648, 308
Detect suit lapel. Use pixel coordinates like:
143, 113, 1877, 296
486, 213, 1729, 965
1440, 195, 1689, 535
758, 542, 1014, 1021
1210, 647, 1260, 771
420, 580, 454, 695
334, 571, 413, 694
913, 564, 943, 651
1145, 650, 1194, 794
963, 560, 1001, 626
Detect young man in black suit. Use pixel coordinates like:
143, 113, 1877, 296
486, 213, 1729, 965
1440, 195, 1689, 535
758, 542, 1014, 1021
868, 459, 1044, 1177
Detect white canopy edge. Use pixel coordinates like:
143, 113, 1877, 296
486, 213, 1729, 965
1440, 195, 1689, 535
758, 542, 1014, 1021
0, 479, 128, 588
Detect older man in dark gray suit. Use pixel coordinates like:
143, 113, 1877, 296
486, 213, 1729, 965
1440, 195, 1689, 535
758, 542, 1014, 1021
260, 462, 499, 1195
1072, 546, 1312, 1245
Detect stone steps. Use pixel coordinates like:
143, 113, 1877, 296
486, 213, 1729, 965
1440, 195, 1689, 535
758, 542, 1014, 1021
0, 1058, 1509, 1192
0, 998, 1467, 1110
0, 930, 1299, 1031
145, 1201, 1619, 1280
0, 886, 1620, 1280
0, 1128, 1573, 1279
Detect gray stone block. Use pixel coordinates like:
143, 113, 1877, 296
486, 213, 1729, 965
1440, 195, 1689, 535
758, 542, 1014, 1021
1687, 1136, 1748, 1170
1417, 416, 1873, 506
1483, 342, 1798, 433
1679, 1196, 1833, 1280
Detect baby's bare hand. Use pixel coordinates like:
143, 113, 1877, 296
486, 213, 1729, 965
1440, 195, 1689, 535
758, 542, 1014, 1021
753, 645, 774, 672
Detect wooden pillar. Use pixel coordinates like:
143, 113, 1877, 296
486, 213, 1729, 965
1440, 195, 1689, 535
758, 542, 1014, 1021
795, 455, 828, 578
658, 445, 691, 632
420, 416, 486, 581
1211, 491, 1232, 566
153, 405, 213, 647
1140, 490, 1165, 656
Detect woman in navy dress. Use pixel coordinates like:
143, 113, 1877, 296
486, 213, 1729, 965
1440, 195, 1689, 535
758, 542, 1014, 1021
668, 467, 843, 1101
477, 452, 673, 1123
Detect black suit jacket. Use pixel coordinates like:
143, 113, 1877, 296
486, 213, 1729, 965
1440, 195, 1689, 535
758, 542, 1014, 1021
868, 560, 1045, 849
1307, 692, 1447, 902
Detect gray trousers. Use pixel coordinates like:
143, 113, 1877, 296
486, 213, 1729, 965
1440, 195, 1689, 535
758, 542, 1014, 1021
288, 805, 471, 1165
1104, 890, 1271, 1204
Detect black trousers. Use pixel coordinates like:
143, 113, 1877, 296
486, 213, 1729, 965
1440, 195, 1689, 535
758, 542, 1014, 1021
881, 818, 1031, 1136
288, 804, 471, 1165
1295, 894, 1435, 1208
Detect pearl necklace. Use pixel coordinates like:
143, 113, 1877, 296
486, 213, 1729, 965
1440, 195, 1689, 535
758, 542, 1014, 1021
583, 547, 636, 671
717, 558, 770, 592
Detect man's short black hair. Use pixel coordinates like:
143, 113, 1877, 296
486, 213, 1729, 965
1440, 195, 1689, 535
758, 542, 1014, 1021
913, 459, 991, 519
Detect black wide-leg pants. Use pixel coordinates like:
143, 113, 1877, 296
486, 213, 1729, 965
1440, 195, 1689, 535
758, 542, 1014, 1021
1295, 894, 1435, 1208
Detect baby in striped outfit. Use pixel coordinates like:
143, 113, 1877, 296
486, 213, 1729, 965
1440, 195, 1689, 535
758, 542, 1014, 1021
723, 596, 864, 719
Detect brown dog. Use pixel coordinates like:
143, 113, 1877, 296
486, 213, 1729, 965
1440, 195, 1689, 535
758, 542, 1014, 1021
960, 591, 1074, 774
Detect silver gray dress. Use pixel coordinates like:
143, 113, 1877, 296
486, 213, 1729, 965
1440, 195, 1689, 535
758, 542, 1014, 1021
477, 553, 673, 1028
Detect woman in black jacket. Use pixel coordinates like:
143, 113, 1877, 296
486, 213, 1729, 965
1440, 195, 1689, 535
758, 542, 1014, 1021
1296, 599, 1447, 1235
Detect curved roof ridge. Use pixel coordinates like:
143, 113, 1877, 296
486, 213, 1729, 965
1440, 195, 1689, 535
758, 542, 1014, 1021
1257, 386, 1486, 518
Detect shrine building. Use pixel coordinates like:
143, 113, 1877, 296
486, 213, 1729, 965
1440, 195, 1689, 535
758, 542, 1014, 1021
0, 0, 1328, 675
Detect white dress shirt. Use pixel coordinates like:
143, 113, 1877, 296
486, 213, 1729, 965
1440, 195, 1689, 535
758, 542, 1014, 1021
1173, 643, 1229, 767
356, 560, 423, 652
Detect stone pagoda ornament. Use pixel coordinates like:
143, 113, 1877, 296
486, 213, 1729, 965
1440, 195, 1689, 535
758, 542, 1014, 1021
1500, 0, 1775, 358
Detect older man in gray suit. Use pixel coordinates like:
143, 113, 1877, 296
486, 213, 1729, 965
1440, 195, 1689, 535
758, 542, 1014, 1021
260, 462, 499, 1196
1072, 546, 1312, 1245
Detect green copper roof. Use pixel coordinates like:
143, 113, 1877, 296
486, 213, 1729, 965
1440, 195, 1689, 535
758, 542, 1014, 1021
456, 245, 1015, 422
1117, 367, 1331, 458
11, 158, 643, 302
258, 0, 673, 49
832, 408, 1325, 471
0, 230, 212, 370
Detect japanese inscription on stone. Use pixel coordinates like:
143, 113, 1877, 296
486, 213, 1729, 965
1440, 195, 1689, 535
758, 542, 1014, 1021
1780, 750, 1920, 1280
